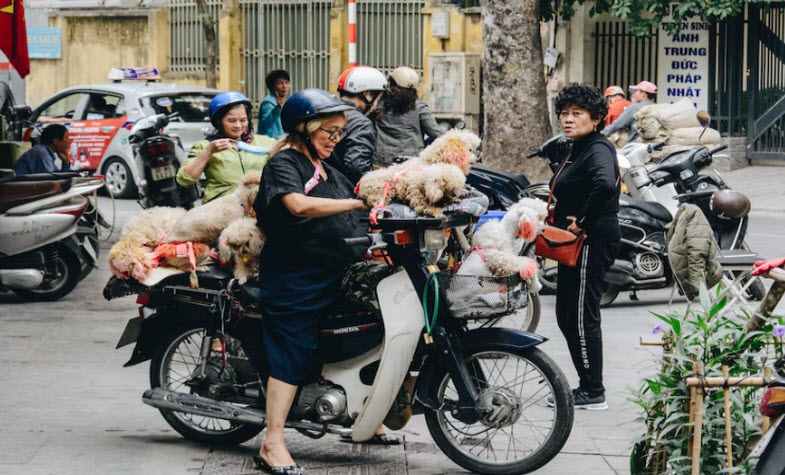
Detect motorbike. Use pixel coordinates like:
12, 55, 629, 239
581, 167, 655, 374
0, 170, 104, 300
621, 140, 766, 301
130, 112, 198, 209
104, 210, 575, 474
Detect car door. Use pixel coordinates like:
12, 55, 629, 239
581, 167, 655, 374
25, 90, 90, 144
68, 91, 127, 171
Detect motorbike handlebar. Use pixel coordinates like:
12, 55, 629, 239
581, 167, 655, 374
709, 144, 728, 155
526, 149, 541, 159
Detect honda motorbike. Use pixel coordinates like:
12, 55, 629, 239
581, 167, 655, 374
104, 210, 574, 474
130, 112, 198, 209
0, 170, 104, 300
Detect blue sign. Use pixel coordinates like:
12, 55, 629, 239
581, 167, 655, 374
27, 27, 62, 59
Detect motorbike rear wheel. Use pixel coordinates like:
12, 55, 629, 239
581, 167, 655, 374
424, 346, 573, 475
150, 326, 263, 446
13, 243, 81, 302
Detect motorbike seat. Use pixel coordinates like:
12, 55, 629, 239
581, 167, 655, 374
620, 197, 673, 222
0, 177, 73, 213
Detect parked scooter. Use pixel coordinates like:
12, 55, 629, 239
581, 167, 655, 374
130, 112, 198, 209
621, 139, 765, 300
104, 209, 574, 474
0, 170, 104, 300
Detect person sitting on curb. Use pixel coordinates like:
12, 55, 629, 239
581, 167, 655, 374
14, 124, 71, 175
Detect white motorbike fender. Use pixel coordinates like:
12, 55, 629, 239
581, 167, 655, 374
347, 270, 424, 441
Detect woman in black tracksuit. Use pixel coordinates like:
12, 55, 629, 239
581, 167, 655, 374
552, 84, 620, 410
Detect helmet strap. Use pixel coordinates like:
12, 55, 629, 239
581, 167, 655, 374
297, 128, 321, 162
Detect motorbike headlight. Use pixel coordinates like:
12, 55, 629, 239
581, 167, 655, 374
422, 229, 450, 264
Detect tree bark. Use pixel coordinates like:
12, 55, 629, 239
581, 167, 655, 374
196, 0, 218, 88
481, 0, 552, 182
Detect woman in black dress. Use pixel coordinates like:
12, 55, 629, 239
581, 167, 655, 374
552, 84, 621, 411
252, 89, 366, 474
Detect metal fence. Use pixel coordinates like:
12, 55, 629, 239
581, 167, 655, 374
241, 0, 333, 107
169, 0, 222, 73
356, 0, 425, 74
591, 21, 659, 93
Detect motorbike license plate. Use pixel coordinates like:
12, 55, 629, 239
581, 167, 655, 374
151, 164, 176, 182
750, 415, 784, 458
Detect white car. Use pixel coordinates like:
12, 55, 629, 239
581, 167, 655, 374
24, 82, 220, 197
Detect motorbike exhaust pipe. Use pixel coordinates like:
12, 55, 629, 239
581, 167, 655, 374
0, 269, 44, 289
142, 388, 352, 436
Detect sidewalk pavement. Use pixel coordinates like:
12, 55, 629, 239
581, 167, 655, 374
722, 165, 785, 215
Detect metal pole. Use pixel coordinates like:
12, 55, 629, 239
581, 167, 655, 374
348, 0, 357, 65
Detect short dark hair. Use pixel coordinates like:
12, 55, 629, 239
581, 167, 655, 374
644, 91, 657, 101
265, 69, 290, 91
554, 83, 608, 130
40, 124, 68, 146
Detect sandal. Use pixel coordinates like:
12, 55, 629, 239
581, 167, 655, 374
340, 433, 402, 446
252, 455, 304, 475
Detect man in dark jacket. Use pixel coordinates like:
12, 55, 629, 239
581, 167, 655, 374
14, 124, 71, 175
328, 66, 387, 184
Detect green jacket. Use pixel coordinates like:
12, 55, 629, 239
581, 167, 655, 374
176, 134, 277, 203
667, 204, 722, 301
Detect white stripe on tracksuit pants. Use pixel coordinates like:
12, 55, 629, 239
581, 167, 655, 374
556, 231, 618, 396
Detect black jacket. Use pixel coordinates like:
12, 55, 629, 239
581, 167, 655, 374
552, 132, 619, 232
327, 101, 375, 185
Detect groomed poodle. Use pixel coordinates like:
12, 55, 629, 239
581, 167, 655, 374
218, 217, 265, 283
170, 171, 261, 243
356, 129, 480, 217
457, 198, 547, 282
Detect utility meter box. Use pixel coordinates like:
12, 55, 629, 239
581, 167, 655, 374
427, 53, 481, 131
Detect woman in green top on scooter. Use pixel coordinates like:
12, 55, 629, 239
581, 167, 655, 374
177, 92, 277, 203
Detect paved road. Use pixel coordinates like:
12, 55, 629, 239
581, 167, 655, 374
1, 176, 784, 475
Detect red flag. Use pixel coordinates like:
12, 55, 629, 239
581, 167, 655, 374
0, 0, 30, 78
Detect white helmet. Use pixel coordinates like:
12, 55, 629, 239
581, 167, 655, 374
337, 66, 387, 94
389, 66, 419, 89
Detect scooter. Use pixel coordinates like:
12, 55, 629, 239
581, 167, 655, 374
621, 141, 765, 300
0, 170, 104, 300
104, 208, 575, 475
130, 112, 198, 209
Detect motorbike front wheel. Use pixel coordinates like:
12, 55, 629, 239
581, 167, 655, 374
150, 326, 263, 446
424, 346, 574, 475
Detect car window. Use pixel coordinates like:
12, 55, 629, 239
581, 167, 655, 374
145, 93, 214, 122
37, 92, 89, 122
84, 92, 124, 120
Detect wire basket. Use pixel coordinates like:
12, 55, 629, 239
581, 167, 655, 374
437, 273, 529, 320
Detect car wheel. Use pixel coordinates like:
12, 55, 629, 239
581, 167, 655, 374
102, 157, 138, 198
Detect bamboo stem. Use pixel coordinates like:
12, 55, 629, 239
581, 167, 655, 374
691, 362, 705, 475
686, 376, 767, 387
722, 366, 733, 469
639, 337, 665, 347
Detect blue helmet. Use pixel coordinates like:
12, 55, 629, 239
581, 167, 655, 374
208, 92, 252, 127
281, 88, 353, 134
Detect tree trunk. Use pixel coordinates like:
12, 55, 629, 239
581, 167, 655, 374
481, 0, 552, 182
196, 0, 218, 88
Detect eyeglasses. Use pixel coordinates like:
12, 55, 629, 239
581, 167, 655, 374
318, 127, 345, 142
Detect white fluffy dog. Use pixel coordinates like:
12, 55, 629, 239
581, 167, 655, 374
170, 172, 261, 243
218, 217, 265, 283
356, 129, 480, 216
457, 198, 546, 282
